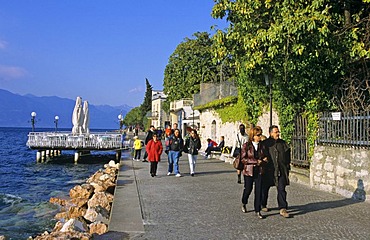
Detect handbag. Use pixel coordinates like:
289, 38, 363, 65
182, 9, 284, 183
232, 134, 244, 170
232, 147, 240, 158
233, 156, 244, 170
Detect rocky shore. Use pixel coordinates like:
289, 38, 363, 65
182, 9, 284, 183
29, 160, 120, 239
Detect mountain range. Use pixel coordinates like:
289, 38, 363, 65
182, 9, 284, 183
0, 89, 132, 130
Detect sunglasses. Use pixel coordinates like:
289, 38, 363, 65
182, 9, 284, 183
256, 134, 262, 137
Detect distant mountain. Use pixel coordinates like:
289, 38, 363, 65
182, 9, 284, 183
0, 89, 132, 130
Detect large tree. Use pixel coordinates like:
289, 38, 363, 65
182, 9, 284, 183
163, 32, 219, 102
211, 0, 370, 135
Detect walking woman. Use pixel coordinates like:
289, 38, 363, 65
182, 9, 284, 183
240, 126, 268, 219
184, 129, 201, 176
146, 133, 163, 177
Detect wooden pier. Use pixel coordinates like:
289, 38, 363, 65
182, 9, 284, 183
27, 131, 131, 163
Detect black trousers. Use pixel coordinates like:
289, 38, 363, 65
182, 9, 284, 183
206, 146, 221, 156
134, 149, 141, 159
261, 175, 288, 209
150, 162, 158, 175
242, 168, 262, 212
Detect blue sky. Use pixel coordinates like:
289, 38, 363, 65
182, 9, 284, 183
0, 0, 228, 107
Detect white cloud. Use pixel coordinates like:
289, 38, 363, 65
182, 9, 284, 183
128, 87, 143, 93
0, 65, 28, 80
0, 40, 7, 50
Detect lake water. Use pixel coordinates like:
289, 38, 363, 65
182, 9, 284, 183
0, 127, 118, 239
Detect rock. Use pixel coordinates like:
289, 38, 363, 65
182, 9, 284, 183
71, 197, 89, 208
0, 236, 7, 240
54, 211, 68, 221
52, 221, 64, 232
70, 184, 94, 199
68, 206, 87, 219
84, 206, 110, 224
87, 192, 114, 211
89, 222, 108, 235
49, 197, 67, 206
60, 218, 88, 232
86, 170, 104, 184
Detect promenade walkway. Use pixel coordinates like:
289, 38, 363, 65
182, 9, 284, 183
105, 151, 370, 240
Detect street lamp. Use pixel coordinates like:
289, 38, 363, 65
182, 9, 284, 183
54, 115, 59, 132
264, 73, 273, 127
31, 112, 36, 132
192, 105, 195, 129
118, 114, 123, 131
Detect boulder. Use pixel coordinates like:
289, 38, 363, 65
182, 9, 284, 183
68, 206, 87, 219
89, 222, 108, 235
71, 197, 89, 208
87, 192, 114, 211
49, 197, 68, 206
70, 184, 94, 199
60, 218, 88, 232
84, 206, 110, 224
54, 211, 68, 221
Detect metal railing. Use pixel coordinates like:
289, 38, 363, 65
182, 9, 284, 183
317, 111, 370, 147
27, 132, 130, 150
193, 81, 238, 107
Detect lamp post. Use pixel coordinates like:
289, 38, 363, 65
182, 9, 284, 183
118, 114, 123, 131
192, 105, 195, 129
264, 73, 273, 127
31, 112, 36, 132
54, 115, 59, 132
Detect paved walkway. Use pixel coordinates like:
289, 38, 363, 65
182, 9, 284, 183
104, 151, 370, 240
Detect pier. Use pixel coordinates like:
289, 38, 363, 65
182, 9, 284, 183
26, 131, 130, 163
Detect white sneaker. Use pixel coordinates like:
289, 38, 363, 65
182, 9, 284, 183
167, 172, 171, 176
175, 173, 181, 177
132, 158, 135, 161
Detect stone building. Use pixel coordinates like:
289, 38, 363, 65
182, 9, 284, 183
149, 90, 168, 129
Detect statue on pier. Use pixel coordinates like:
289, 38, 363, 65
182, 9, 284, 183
72, 96, 84, 135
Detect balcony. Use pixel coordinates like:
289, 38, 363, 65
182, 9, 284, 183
170, 98, 193, 111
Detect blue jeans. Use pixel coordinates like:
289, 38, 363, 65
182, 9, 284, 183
168, 150, 180, 174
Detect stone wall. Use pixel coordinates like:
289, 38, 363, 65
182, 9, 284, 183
198, 108, 279, 149
310, 145, 369, 202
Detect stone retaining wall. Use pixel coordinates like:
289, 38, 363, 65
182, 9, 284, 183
310, 145, 369, 202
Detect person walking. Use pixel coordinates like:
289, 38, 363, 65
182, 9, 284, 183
146, 133, 163, 177
231, 124, 249, 184
167, 129, 183, 177
261, 125, 291, 218
143, 125, 156, 162
184, 129, 201, 177
132, 136, 142, 161
240, 126, 268, 219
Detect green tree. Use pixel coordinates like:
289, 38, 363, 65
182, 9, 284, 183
123, 107, 142, 127
211, 0, 370, 140
163, 32, 221, 102
140, 78, 153, 129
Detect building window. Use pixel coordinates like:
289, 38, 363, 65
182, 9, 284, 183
211, 120, 216, 140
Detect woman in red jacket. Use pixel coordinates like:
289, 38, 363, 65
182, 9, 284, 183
146, 133, 163, 177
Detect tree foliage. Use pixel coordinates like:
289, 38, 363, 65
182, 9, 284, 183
211, 0, 370, 141
122, 106, 142, 127
163, 32, 229, 102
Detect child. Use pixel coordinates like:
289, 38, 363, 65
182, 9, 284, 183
133, 136, 142, 161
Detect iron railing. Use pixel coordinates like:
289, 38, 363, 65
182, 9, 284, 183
27, 132, 131, 150
317, 111, 370, 147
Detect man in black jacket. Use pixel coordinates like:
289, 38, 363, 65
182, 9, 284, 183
142, 125, 156, 162
261, 125, 291, 218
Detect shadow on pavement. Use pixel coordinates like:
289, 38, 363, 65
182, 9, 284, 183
289, 198, 361, 217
